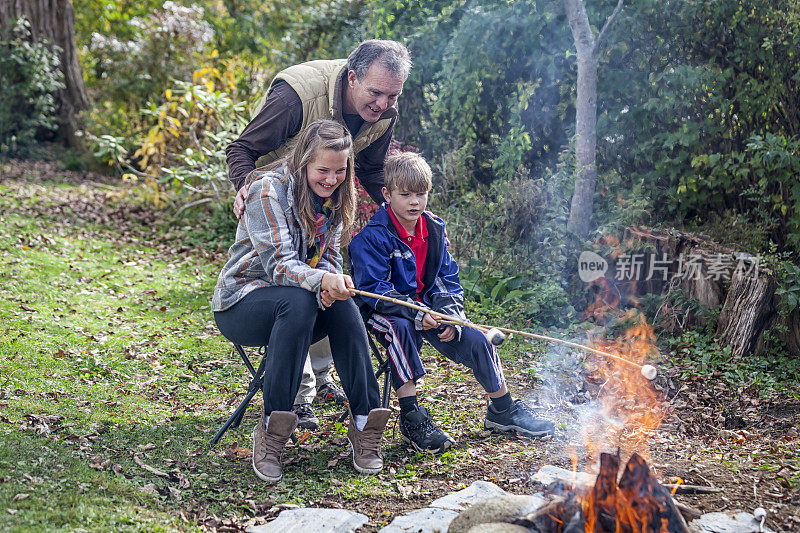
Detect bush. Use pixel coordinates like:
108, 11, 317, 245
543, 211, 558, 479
88, 63, 247, 209
0, 18, 65, 157
84, 1, 214, 113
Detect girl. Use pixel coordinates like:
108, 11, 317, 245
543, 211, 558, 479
212, 119, 389, 483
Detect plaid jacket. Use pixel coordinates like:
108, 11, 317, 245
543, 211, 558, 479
211, 166, 342, 312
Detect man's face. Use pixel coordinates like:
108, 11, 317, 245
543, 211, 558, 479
345, 63, 404, 123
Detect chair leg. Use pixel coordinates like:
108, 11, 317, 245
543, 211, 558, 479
211, 385, 261, 445
380, 363, 391, 409
368, 334, 392, 410
210, 344, 266, 446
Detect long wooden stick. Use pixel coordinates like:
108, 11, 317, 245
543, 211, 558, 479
350, 288, 643, 369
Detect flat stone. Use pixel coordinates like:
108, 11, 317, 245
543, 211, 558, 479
531, 464, 595, 490
448, 494, 547, 533
690, 511, 774, 533
466, 523, 530, 533
379, 507, 459, 533
248, 508, 368, 533
430, 481, 509, 511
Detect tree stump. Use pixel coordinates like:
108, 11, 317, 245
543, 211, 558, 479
716, 269, 776, 356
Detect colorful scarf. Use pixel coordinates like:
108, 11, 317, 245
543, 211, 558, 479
306, 197, 334, 267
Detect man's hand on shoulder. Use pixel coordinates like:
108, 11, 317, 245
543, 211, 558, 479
233, 184, 248, 219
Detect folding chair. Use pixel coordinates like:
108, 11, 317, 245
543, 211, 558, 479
211, 344, 267, 445
368, 333, 392, 410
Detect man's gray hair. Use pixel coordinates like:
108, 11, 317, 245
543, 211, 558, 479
346, 39, 412, 81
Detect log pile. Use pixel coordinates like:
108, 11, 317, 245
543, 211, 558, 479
596, 227, 798, 357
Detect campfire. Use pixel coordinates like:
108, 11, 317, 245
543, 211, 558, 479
524, 311, 687, 532
516, 452, 689, 533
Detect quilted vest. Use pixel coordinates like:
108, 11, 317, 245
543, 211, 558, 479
253, 59, 396, 168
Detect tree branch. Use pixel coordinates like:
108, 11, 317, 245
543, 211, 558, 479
593, 0, 624, 56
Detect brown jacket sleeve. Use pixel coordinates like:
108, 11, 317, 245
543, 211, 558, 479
225, 80, 303, 191
354, 117, 395, 204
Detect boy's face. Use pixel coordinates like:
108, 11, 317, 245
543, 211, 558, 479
382, 186, 429, 229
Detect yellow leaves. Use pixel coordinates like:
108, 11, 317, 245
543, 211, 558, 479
165, 89, 172, 100
122, 173, 138, 183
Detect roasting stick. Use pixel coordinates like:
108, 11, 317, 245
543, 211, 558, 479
439, 318, 643, 370
350, 288, 656, 378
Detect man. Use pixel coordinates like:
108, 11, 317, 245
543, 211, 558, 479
225, 39, 411, 429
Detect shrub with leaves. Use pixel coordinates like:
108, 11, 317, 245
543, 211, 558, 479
0, 18, 65, 157
83, 1, 214, 119
89, 62, 246, 209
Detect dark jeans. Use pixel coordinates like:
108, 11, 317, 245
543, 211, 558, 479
214, 286, 380, 416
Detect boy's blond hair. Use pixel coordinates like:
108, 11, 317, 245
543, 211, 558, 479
384, 152, 432, 193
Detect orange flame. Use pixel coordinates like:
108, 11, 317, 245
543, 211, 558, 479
582, 309, 664, 469
578, 306, 667, 531
670, 477, 683, 497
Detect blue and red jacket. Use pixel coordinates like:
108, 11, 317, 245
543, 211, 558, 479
349, 205, 467, 335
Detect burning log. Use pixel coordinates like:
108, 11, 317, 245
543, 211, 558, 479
585, 453, 623, 533
617, 453, 689, 533
515, 453, 690, 533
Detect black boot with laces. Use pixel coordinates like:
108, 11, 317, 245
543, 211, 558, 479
399, 405, 455, 453
291, 403, 320, 430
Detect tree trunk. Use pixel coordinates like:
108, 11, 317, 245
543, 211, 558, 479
716, 269, 776, 356
567, 51, 598, 237
563, 0, 622, 238
0, 0, 88, 147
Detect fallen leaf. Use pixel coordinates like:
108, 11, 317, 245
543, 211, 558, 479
12, 494, 29, 502
133, 454, 169, 477
140, 483, 159, 495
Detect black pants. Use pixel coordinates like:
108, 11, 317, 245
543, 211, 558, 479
214, 286, 380, 417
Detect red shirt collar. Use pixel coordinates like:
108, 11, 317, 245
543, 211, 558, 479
387, 206, 428, 241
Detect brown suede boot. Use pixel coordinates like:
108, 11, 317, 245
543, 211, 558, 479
252, 410, 297, 482
347, 408, 391, 474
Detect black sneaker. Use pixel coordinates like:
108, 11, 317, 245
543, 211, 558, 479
399, 406, 456, 454
484, 399, 555, 438
316, 382, 347, 405
292, 403, 320, 430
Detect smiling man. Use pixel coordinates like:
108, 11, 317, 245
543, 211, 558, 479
225, 40, 411, 429
227, 40, 411, 214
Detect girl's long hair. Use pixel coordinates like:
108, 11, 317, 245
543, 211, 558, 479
251, 119, 357, 245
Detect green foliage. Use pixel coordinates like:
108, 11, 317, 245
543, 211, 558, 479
775, 262, 800, 316
429, 146, 577, 327
81, 1, 215, 112
669, 329, 800, 398
141, 74, 247, 208
602, 0, 800, 254
0, 18, 65, 157
88, 64, 247, 209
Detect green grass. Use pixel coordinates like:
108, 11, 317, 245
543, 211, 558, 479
0, 177, 546, 530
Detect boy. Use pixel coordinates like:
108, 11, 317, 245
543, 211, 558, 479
348, 152, 554, 454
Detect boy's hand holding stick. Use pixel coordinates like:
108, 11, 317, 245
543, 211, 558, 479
349, 288, 658, 380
